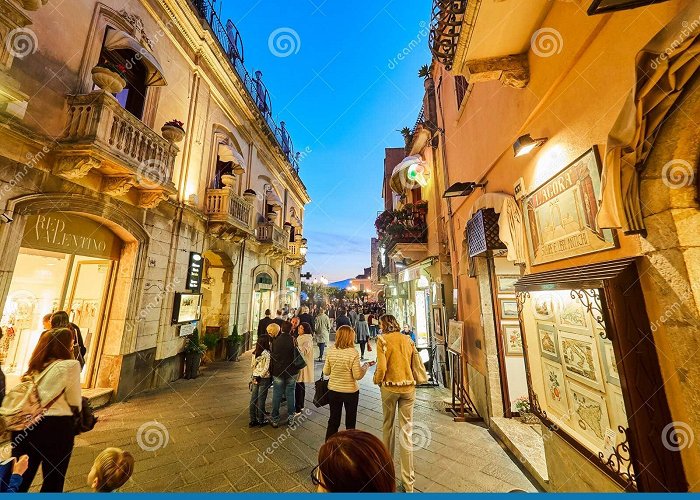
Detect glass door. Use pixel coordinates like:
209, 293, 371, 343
64, 258, 114, 386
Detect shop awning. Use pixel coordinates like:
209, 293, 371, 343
514, 257, 637, 292
104, 28, 167, 87
390, 155, 429, 194
217, 142, 245, 166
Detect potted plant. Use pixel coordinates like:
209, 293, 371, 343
161, 119, 186, 143
184, 329, 206, 379
202, 331, 219, 363
226, 325, 241, 361
91, 61, 127, 94
418, 64, 431, 79
514, 396, 539, 424
399, 126, 412, 147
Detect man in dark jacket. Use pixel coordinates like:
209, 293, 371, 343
297, 306, 315, 335
272, 310, 285, 328
269, 322, 299, 427
335, 310, 351, 329
257, 309, 273, 339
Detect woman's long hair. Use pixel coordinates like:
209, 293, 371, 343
254, 335, 271, 357
318, 429, 395, 492
379, 314, 401, 334
334, 326, 355, 349
50, 310, 70, 328
299, 322, 312, 336
26, 328, 74, 374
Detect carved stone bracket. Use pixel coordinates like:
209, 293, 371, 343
464, 54, 530, 89
138, 190, 168, 209
102, 175, 136, 197
54, 155, 100, 180
570, 288, 607, 335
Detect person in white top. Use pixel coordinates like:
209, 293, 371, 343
294, 322, 315, 414
11, 328, 81, 492
249, 336, 272, 427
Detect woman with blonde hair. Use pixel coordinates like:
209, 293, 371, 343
322, 325, 371, 440
373, 314, 420, 492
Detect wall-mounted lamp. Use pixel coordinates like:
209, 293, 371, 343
443, 181, 488, 198
513, 134, 547, 157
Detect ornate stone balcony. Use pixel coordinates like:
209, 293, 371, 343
256, 222, 289, 258
376, 204, 429, 264
286, 239, 306, 267
204, 188, 253, 241
55, 91, 178, 208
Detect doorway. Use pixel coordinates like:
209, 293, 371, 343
0, 248, 115, 387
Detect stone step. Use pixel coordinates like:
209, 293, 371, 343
82, 388, 113, 409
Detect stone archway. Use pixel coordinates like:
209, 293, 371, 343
637, 73, 700, 488
200, 250, 235, 339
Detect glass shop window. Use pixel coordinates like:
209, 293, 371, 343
519, 289, 630, 461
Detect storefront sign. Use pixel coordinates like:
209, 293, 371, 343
172, 292, 202, 324
179, 321, 197, 337
399, 266, 422, 283
523, 147, 615, 265
22, 213, 122, 260
187, 252, 203, 292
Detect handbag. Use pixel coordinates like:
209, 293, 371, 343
367, 340, 372, 352
72, 396, 98, 435
411, 348, 428, 385
293, 339, 307, 370
313, 375, 330, 407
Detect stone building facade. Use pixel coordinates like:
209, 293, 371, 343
0, 0, 309, 400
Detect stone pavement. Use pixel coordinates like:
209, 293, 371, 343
55, 346, 537, 493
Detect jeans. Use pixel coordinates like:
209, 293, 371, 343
318, 343, 326, 359
295, 382, 306, 412
369, 326, 378, 338
326, 390, 359, 440
271, 374, 297, 424
12, 416, 75, 492
381, 387, 416, 492
249, 377, 271, 423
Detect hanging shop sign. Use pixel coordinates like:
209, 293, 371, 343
22, 212, 122, 260
399, 266, 422, 283
187, 252, 203, 292
523, 146, 616, 265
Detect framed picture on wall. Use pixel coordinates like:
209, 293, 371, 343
558, 294, 590, 333
566, 379, 611, 454
498, 298, 519, 320
531, 292, 557, 321
541, 358, 570, 417
497, 275, 519, 294
598, 335, 620, 386
432, 306, 444, 342
502, 323, 523, 355
536, 322, 560, 362
559, 328, 605, 391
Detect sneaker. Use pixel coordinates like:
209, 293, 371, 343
294, 410, 303, 417
258, 419, 269, 427
270, 421, 279, 429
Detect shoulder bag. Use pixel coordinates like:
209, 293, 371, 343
292, 338, 307, 370
411, 347, 429, 385
72, 396, 98, 434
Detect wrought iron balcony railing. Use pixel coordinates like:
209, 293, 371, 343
375, 204, 429, 255
191, 0, 301, 177
429, 0, 467, 71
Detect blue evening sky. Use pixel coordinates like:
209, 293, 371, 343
221, 0, 431, 281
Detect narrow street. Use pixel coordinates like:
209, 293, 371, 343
61, 349, 536, 493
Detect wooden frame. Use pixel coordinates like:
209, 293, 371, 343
502, 323, 523, 355
496, 274, 519, 294
498, 298, 519, 320
536, 321, 560, 362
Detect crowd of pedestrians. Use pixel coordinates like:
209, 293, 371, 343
250, 302, 425, 492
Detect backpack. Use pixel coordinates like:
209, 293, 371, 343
0, 362, 64, 432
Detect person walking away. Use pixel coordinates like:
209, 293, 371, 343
268, 322, 299, 428
335, 310, 351, 329
295, 322, 314, 414
9, 328, 81, 492
257, 309, 273, 340
50, 311, 86, 369
374, 314, 419, 492
273, 310, 285, 327
322, 326, 371, 440
355, 314, 370, 360
249, 336, 272, 427
314, 308, 331, 361
367, 312, 377, 339
313, 429, 396, 493
348, 307, 358, 330
87, 448, 134, 492
298, 306, 315, 336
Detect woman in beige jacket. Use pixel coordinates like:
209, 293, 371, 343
373, 314, 418, 493
295, 322, 315, 414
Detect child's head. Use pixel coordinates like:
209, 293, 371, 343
88, 447, 135, 492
